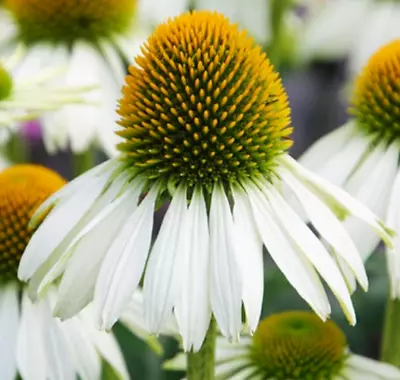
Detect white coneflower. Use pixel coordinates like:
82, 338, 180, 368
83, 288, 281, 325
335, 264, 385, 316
299, 39, 400, 297
0, 164, 130, 380
0, 0, 148, 156
0, 46, 89, 144
165, 311, 400, 379
19, 11, 393, 352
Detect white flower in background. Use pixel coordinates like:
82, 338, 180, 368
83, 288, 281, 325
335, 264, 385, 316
299, 40, 400, 297
165, 311, 400, 379
0, 46, 89, 144
300, 0, 400, 74
18, 11, 392, 353
0, 164, 130, 380
0, 0, 148, 156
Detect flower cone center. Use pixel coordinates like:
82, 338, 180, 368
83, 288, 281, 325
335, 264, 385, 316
5, 0, 136, 45
250, 311, 347, 379
0, 165, 65, 281
118, 11, 292, 190
350, 39, 400, 143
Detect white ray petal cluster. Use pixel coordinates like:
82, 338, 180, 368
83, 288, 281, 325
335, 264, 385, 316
0, 7, 148, 156
299, 121, 400, 296
19, 151, 392, 351
0, 45, 91, 144
0, 284, 129, 380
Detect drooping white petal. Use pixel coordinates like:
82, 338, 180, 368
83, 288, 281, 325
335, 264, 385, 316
344, 354, 400, 379
19, 166, 113, 281
28, 159, 116, 229
0, 284, 19, 380
280, 168, 368, 290
174, 188, 212, 352
306, 131, 370, 188
60, 317, 101, 380
280, 155, 394, 248
26, 170, 130, 302
16, 292, 47, 380
246, 182, 331, 320
94, 187, 157, 330
79, 306, 129, 380
39, 296, 75, 380
299, 122, 355, 172
54, 183, 141, 319
209, 184, 242, 341
386, 168, 400, 298
232, 187, 263, 333
120, 291, 164, 355
264, 183, 355, 324
144, 187, 188, 333
342, 143, 398, 260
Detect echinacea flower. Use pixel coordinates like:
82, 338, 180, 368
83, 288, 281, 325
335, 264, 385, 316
0, 46, 89, 144
18, 11, 393, 352
299, 39, 400, 297
165, 311, 400, 379
0, 0, 147, 156
0, 164, 130, 380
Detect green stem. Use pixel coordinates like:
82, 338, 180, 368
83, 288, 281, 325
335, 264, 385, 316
187, 318, 217, 380
381, 298, 400, 366
5, 132, 28, 164
268, 0, 293, 68
72, 149, 95, 177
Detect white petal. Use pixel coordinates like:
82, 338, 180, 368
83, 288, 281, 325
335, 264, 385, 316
280, 155, 394, 248
17, 292, 47, 380
299, 122, 355, 172
264, 183, 355, 324
386, 167, 400, 298
137, 0, 190, 24
60, 317, 101, 380
349, 3, 400, 75
39, 296, 75, 380
342, 143, 398, 260
209, 184, 242, 341
94, 187, 157, 330
306, 130, 370, 188
79, 306, 129, 380
120, 291, 164, 354
345, 354, 400, 379
247, 182, 331, 320
300, 1, 369, 61
0, 284, 19, 380
281, 168, 368, 290
54, 184, 140, 319
19, 166, 112, 281
174, 188, 212, 352
232, 187, 263, 333
143, 187, 188, 333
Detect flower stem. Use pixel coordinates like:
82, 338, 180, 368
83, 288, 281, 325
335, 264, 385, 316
5, 132, 28, 163
72, 149, 94, 177
187, 318, 216, 380
268, 0, 293, 68
381, 298, 400, 366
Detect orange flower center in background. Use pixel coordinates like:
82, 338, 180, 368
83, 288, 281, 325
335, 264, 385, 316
5, 0, 136, 45
351, 39, 400, 143
0, 165, 65, 281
